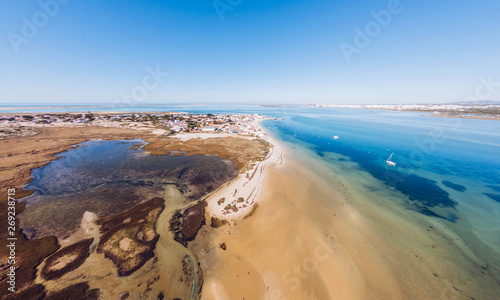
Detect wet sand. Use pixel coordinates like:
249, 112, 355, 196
36, 185, 197, 299
0, 124, 269, 299
2, 123, 497, 299
202, 142, 498, 299
206, 121, 283, 220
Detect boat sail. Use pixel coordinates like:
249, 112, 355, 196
386, 152, 396, 167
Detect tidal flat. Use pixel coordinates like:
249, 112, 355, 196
20, 139, 239, 240
0, 125, 270, 299
1, 107, 499, 300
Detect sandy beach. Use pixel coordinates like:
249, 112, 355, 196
200, 125, 497, 300
0, 118, 273, 299
205, 120, 284, 221
1, 117, 497, 299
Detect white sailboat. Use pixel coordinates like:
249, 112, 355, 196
386, 152, 396, 167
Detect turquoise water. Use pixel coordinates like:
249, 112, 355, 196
10, 104, 500, 273
265, 111, 500, 221
11, 104, 499, 217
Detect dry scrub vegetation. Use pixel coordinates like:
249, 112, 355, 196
142, 136, 271, 170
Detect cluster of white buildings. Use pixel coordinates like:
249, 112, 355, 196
153, 113, 265, 133
310, 103, 500, 112
0, 112, 269, 137
217, 123, 266, 137
165, 114, 267, 135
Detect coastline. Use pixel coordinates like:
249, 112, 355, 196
202, 143, 371, 299
0, 104, 190, 112
309, 105, 500, 121
201, 131, 498, 299
426, 112, 500, 120
0, 116, 272, 299
205, 119, 284, 221
379, 109, 499, 121
2, 113, 497, 299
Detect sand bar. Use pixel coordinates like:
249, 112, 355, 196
205, 120, 284, 220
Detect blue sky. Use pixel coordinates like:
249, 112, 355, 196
1, 0, 499, 105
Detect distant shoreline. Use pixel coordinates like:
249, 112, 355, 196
3, 104, 499, 121
310, 104, 500, 121
425, 112, 500, 121
0, 104, 193, 110
373, 108, 500, 121
0, 104, 190, 115
0, 111, 188, 116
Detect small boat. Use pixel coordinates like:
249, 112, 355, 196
386, 152, 396, 167
333, 135, 339, 140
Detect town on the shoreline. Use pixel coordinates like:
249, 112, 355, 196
0, 112, 274, 139
310, 103, 500, 118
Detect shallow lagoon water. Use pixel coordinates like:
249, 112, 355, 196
260, 108, 500, 287
12, 104, 500, 286
20, 139, 238, 239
